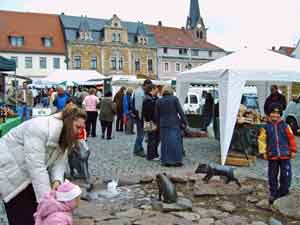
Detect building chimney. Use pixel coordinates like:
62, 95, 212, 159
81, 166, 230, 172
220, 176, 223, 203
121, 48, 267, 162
271, 46, 276, 51
158, 21, 162, 27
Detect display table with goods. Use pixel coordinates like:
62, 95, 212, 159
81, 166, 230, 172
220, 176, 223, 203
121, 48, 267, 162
227, 105, 263, 166
0, 106, 21, 137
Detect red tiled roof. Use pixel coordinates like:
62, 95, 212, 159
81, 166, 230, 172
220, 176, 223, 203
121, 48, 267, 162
278, 46, 295, 56
0, 10, 65, 54
148, 25, 223, 50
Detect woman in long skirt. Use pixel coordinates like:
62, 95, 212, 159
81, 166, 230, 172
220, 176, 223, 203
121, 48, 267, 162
155, 86, 187, 167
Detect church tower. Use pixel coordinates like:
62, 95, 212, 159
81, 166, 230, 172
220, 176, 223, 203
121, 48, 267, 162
186, 0, 207, 41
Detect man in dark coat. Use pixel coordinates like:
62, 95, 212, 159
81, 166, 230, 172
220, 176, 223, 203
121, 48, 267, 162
264, 85, 287, 115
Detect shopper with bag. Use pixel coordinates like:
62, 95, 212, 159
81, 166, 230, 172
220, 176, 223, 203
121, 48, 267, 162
143, 85, 159, 160
155, 86, 187, 167
0, 106, 86, 225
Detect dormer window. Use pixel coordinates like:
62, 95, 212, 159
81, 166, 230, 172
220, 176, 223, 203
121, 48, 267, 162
42, 37, 53, 48
79, 31, 92, 41
10, 36, 24, 47
112, 33, 121, 42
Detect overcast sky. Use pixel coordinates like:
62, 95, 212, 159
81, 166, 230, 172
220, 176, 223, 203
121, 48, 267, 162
2, 0, 300, 51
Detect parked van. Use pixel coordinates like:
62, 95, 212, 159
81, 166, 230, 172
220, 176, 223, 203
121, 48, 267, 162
183, 86, 257, 115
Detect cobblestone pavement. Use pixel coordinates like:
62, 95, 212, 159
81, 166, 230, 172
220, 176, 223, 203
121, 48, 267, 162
87, 125, 300, 187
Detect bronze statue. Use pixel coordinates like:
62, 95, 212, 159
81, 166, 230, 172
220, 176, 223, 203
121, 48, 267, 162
156, 173, 177, 203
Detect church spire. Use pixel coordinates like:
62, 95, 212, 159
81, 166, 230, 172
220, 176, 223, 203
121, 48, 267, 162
186, 0, 207, 40
187, 0, 200, 30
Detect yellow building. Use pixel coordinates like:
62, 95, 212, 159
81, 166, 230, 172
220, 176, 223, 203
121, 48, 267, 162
61, 14, 157, 79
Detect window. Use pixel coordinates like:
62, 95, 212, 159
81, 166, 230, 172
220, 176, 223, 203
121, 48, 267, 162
164, 62, 169, 72
11, 56, 18, 68
53, 58, 60, 69
148, 59, 153, 72
25, 57, 32, 69
112, 33, 120, 42
40, 57, 47, 69
209, 50, 213, 57
192, 49, 199, 56
90, 56, 97, 70
10, 36, 24, 47
118, 57, 123, 70
135, 58, 140, 72
73, 56, 81, 69
43, 37, 53, 48
163, 47, 168, 54
200, 31, 203, 39
179, 48, 187, 55
190, 95, 198, 104
112, 33, 116, 42
111, 57, 117, 70
175, 63, 181, 72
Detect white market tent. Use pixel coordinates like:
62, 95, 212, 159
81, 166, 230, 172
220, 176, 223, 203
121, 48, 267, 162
176, 48, 300, 165
42, 70, 108, 83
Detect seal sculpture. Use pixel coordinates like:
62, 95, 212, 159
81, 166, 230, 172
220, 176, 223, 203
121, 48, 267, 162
195, 163, 241, 187
156, 173, 177, 203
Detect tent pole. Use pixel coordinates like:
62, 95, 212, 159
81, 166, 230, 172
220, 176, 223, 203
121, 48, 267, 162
14, 70, 17, 110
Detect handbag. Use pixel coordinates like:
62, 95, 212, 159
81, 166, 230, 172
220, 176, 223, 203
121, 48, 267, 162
144, 120, 157, 132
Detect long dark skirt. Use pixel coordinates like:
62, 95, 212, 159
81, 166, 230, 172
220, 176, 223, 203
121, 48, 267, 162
4, 184, 37, 225
160, 127, 183, 165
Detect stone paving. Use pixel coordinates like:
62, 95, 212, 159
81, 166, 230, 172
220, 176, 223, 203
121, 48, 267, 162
87, 125, 300, 187
71, 124, 300, 225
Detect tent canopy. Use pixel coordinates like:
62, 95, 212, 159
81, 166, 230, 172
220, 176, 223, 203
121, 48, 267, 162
42, 70, 108, 83
176, 48, 300, 165
0, 56, 16, 72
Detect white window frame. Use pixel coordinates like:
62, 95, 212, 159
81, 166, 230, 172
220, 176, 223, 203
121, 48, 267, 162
90, 56, 97, 70
25, 56, 32, 69
164, 62, 169, 72
39, 57, 47, 69
53, 57, 60, 69
175, 63, 181, 72
73, 55, 81, 69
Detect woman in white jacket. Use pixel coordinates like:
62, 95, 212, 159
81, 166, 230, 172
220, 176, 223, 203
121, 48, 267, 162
0, 106, 86, 225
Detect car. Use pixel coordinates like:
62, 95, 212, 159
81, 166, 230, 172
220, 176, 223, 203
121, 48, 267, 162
283, 101, 299, 134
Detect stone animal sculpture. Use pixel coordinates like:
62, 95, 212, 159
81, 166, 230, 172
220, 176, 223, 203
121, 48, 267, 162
68, 140, 93, 192
195, 163, 241, 187
156, 173, 177, 203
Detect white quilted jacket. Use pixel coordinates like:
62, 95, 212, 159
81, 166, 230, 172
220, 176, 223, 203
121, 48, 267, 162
0, 113, 67, 203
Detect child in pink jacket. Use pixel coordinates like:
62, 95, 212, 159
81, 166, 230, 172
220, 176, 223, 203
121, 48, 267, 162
34, 180, 81, 225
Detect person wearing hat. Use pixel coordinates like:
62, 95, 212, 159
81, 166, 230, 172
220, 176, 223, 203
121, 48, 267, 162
34, 180, 81, 225
132, 79, 153, 157
258, 103, 296, 205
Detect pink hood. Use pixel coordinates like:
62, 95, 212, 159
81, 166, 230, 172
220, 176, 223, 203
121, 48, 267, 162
34, 191, 76, 225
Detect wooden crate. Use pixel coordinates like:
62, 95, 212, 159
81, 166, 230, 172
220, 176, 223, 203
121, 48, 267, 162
225, 151, 256, 167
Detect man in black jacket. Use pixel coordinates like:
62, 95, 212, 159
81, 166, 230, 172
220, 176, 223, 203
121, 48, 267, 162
264, 85, 287, 115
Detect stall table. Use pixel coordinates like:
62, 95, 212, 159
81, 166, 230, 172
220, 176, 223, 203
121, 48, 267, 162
0, 117, 22, 137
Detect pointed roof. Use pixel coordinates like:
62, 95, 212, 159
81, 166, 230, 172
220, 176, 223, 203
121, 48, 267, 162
79, 16, 90, 33
189, 0, 200, 29
136, 22, 147, 36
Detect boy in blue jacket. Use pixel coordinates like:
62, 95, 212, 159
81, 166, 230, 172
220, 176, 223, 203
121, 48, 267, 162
258, 103, 296, 205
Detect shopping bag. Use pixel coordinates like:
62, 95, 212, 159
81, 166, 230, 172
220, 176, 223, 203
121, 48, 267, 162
0, 200, 10, 225
207, 122, 215, 139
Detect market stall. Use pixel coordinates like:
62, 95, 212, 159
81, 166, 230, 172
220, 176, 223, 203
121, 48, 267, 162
176, 47, 300, 165
0, 56, 23, 136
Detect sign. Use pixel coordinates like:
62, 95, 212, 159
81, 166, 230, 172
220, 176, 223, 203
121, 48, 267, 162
32, 108, 52, 117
